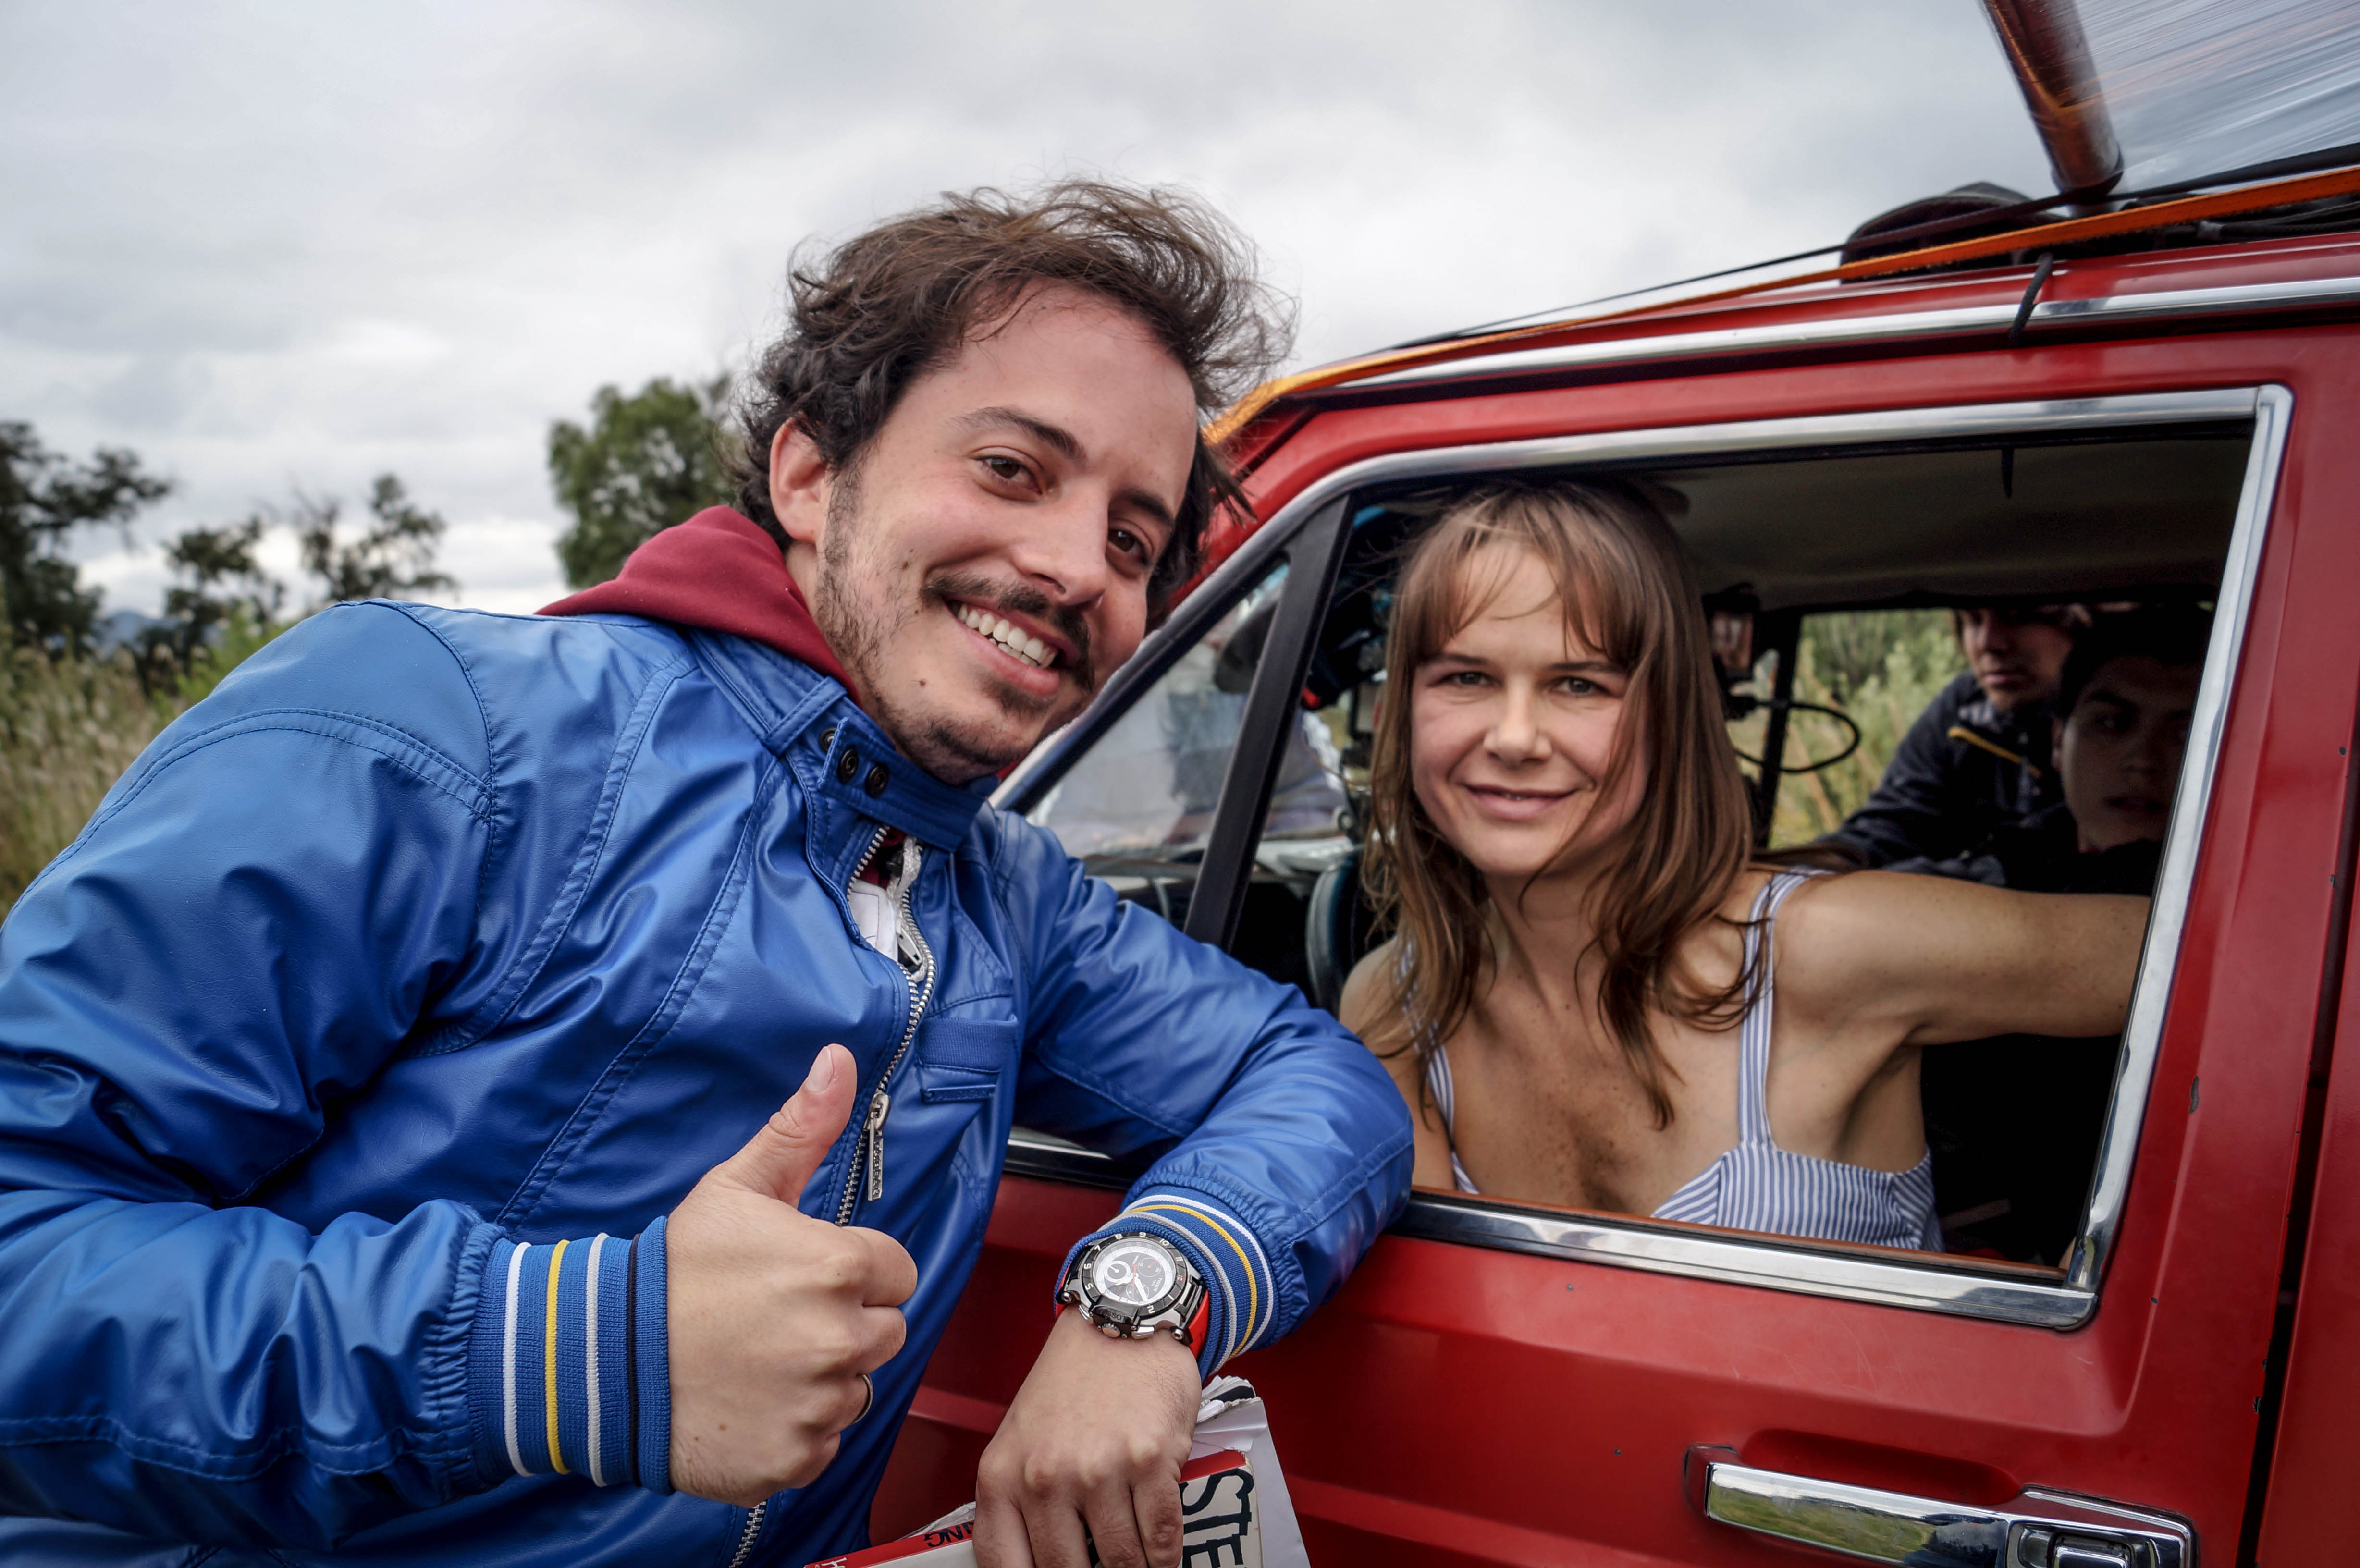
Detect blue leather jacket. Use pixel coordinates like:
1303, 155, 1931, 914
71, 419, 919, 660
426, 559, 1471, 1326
0, 602, 1412, 1565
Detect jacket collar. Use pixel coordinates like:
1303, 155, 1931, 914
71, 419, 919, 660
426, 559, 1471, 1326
540, 507, 854, 689
687, 630, 992, 853
540, 507, 989, 850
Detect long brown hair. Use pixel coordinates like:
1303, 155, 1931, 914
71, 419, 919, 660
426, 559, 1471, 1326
1359, 481, 1759, 1127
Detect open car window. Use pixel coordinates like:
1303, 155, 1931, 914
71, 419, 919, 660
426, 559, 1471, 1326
1023, 559, 1353, 998
1001, 386, 2289, 1328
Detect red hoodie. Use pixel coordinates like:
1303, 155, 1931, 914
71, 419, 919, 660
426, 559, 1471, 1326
538, 507, 852, 690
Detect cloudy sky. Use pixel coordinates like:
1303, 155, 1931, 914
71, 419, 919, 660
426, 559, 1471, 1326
2, 1, 2060, 618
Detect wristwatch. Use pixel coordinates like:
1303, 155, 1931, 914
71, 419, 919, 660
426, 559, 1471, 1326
1059, 1232, 1210, 1353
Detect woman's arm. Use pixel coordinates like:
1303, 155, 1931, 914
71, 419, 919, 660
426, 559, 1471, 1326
1776, 871, 2149, 1050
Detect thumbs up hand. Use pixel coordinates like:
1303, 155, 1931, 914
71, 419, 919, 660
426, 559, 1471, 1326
666, 1044, 919, 1505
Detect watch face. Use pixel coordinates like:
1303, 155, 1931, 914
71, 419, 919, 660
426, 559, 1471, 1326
1089, 1238, 1175, 1309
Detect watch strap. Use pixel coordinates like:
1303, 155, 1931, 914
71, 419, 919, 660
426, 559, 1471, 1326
1181, 1280, 1210, 1356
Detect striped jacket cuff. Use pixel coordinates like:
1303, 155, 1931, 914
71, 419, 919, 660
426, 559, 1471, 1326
1062, 1191, 1276, 1378
466, 1215, 672, 1492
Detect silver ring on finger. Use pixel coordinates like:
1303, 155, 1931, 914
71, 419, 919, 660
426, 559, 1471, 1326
850, 1373, 875, 1425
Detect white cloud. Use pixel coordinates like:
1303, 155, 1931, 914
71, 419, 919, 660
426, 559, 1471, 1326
2, 0, 2053, 616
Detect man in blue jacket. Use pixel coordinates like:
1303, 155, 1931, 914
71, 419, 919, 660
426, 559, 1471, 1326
0, 182, 1413, 1567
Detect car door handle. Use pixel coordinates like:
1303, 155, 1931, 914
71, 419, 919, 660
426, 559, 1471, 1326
1684, 1446, 2193, 1568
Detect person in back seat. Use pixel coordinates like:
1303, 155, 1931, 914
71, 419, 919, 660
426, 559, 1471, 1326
1893, 607, 2210, 1259
1338, 481, 2146, 1252
1825, 604, 2088, 866
1888, 607, 2210, 895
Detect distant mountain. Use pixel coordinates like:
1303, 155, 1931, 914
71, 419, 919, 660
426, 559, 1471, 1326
91, 608, 166, 656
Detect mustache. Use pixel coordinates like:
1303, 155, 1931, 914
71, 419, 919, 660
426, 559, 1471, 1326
926, 571, 1096, 691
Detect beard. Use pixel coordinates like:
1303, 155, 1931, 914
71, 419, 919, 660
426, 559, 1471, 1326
811, 467, 1100, 784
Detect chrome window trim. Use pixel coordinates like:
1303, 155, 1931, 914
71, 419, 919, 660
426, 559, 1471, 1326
2069, 382, 2291, 1292
1002, 1138, 2090, 1326
1340, 274, 2360, 392
998, 387, 2286, 1330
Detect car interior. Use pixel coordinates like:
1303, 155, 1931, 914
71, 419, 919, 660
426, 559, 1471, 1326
1023, 416, 2249, 1270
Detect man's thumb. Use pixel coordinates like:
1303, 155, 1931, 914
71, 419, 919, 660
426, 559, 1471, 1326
716, 1043, 857, 1206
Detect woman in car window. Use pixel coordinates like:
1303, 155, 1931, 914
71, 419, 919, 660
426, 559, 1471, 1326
1338, 483, 2147, 1250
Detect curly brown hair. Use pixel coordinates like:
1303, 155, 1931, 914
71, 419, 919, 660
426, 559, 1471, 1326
727, 180, 1294, 616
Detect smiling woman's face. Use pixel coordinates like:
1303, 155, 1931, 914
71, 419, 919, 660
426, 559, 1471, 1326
1407, 542, 1643, 885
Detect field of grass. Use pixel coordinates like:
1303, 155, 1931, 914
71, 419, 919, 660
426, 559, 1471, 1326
0, 616, 280, 914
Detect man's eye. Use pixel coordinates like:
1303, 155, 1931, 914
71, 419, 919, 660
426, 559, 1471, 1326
1109, 526, 1148, 562
981, 455, 1030, 484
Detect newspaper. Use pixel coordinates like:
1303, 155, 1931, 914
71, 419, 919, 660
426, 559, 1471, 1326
805, 1377, 1307, 1568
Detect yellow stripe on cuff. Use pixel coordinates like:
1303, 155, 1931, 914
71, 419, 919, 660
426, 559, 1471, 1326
1131, 1203, 1262, 1359
543, 1238, 569, 1475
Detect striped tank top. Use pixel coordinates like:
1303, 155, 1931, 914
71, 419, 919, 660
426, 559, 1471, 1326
1423, 869, 1941, 1251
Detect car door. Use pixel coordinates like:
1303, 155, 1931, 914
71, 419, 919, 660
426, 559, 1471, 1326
873, 313, 2360, 1567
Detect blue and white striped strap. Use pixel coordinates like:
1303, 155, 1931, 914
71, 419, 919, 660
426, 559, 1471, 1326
468, 1215, 673, 1491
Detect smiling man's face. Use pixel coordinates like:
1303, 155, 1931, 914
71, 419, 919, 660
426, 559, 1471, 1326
769, 285, 1198, 784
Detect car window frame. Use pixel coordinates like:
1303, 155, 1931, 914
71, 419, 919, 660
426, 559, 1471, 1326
996, 384, 2292, 1331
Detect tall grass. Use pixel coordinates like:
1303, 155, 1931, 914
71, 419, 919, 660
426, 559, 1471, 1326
0, 614, 281, 915
1728, 609, 1965, 847
0, 647, 173, 910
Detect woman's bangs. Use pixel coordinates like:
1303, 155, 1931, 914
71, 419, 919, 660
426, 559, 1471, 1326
1409, 502, 1632, 674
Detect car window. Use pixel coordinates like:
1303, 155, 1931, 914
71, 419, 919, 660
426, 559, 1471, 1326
1025, 564, 1288, 868
1723, 609, 1966, 846
1007, 387, 2286, 1327
1024, 561, 1347, 949
1237, 420, 2249, 1284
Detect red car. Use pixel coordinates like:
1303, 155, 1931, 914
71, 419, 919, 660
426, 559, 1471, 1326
873, 63, 2360, 1568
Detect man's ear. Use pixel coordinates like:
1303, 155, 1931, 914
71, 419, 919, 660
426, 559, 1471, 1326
768, 420, 832, 550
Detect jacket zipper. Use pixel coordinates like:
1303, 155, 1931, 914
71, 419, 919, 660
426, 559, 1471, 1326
837, 839, 935, 1223
728, 1502, 765, 1568
729, 833, 933, 1568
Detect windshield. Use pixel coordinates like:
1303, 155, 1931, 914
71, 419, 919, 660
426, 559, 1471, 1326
2070, 0, 2360, 185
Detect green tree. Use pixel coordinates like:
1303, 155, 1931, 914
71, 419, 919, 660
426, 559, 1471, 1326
0, 421, 172, 654
295, 474, 457, 611
548, 376, 736, 588
139, 518, 286, 679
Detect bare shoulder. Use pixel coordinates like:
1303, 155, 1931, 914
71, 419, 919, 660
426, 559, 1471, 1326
1339, 937, 1401, 1044
1340, 937, 1425, 1088
1766, 869, 1995, 987
1774, 865, 1953, 935
1670, 867, 1780, 987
